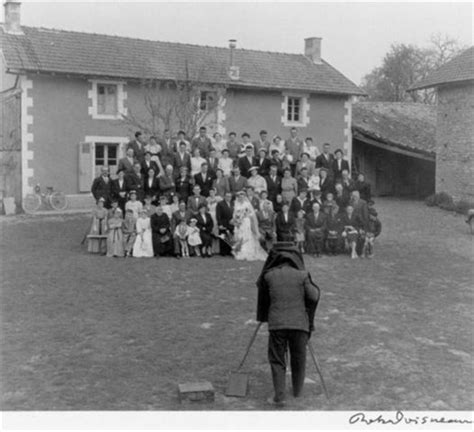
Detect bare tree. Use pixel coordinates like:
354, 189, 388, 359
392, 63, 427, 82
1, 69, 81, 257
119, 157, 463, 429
360, 34, 467, 104
122, 61, 226, 140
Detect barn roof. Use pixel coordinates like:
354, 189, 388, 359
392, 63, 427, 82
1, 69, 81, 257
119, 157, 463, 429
0, 25, 363, 96
409, 46, 474, 90
352, 102, 436, 158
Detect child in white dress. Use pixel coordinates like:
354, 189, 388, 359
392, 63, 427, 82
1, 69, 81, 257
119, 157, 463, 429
132, 209, 154, 258
125, 190, 143, 219
187, 218, 202, 257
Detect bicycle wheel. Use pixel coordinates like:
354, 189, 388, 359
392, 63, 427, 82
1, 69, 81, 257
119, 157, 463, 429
23, 194, 41, 214
49, 191, 68, 211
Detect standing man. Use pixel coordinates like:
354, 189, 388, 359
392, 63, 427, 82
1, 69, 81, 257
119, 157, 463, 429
125, 162, 145, 201
332, 149, 350, 183
91, 166, 113, 208
159, 129, 175, 169
118, 148, 136, 175
285, 127, 303, 175
127, 131, 146, 163
253, 130, 271, 154
238, 145, 257, 178
226, 132, 241, 160
315, 143, 334, 180
266, 164, 282, 205
256, 244, 320, 407
194, 162, 214, 197
216, 191, 234, 256
192, 126, 213, 158
228, 166, 248, 197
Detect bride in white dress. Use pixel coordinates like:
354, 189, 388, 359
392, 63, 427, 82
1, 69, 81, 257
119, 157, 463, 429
232, 191, 267, 261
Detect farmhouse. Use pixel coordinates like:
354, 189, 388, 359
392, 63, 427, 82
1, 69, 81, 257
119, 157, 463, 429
0, 0, 363, 207
352, 102, 436, 198
409, 46, 474, 202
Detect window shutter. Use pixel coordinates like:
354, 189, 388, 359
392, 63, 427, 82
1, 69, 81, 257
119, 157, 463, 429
78, 141, 95, 192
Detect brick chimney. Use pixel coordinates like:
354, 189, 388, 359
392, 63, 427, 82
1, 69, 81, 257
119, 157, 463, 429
304, 37, 322, 64
228, 39, 240, 80
4, 0, 22, 34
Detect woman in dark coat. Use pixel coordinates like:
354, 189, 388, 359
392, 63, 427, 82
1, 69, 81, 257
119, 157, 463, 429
196, 203, 214, 257
305, 202, 327, 257
150, 205, 172, 257
144, 168, 161, 204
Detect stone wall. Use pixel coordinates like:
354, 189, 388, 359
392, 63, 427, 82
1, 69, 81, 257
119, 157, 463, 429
436, 82, 474, 201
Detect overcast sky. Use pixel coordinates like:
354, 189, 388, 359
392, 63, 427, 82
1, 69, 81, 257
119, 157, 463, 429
11, 1, 473, 85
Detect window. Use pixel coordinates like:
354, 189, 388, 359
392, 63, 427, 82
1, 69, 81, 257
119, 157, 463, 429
94, 143, 119, 176
287, 97, 301, 122
281, 93, 310, 127
88, 80, 127, 120
200, 91, 217, 111
97, 84, 118, 115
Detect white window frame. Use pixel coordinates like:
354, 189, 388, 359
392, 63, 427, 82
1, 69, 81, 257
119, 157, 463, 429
84, 135, 129, 181
88, 80, 127, 120
281, 92, 310, 127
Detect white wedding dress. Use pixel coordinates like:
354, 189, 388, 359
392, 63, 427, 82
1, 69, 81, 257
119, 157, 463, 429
232, 198, 267, 261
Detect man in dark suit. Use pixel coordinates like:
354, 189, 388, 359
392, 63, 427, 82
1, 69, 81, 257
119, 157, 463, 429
187, 185, 207, 216
194, 162, 214, 197
228, 166, 248, 197
118, 148, 137, 174
191, 126, 213, 158
266, 164, 282, 204
256, 148, 271, 177
226, 132, 241, 160
297, 167, 310, 192
174, 141, 191, 173
158, 129, 175, 169
141, 152, 160, 177
275, 202, 296, 242
125, 162, 145, 201
319, 167, 333, 200
216, 191, 234, 256
332, 149, 350, 183
111, 168, 128, 212
238, 145, 257, 178
207, 148, 219, 178
315, 142, 335, 180
127, 131, 146, 163
91, 166, 113, 208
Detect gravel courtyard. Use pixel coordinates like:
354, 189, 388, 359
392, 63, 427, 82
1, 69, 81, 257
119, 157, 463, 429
0, 198, 472, 411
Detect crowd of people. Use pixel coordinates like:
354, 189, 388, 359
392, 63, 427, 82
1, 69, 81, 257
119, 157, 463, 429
89, 126, 382, 260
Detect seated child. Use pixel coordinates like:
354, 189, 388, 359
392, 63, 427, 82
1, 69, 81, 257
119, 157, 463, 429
294, 209, 306, 253
174, 219, 190, 257
122, 208, 137, 257
169, 193, 180, 215
106, 204, 124, 258
362, 207, 382, 258
187, 218, 202, 257
159, 195, 173, 220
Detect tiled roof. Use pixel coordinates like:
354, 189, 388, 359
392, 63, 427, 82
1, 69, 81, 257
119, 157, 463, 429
409, 46, 474, 90
0, 25, 363, 95
352, 102, 436, 157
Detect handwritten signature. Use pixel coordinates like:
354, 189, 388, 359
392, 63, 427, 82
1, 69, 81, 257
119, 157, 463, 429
349, 411, 472, 426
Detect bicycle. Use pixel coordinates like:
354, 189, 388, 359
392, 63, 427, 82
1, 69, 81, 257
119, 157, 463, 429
22, 184, 68, 214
